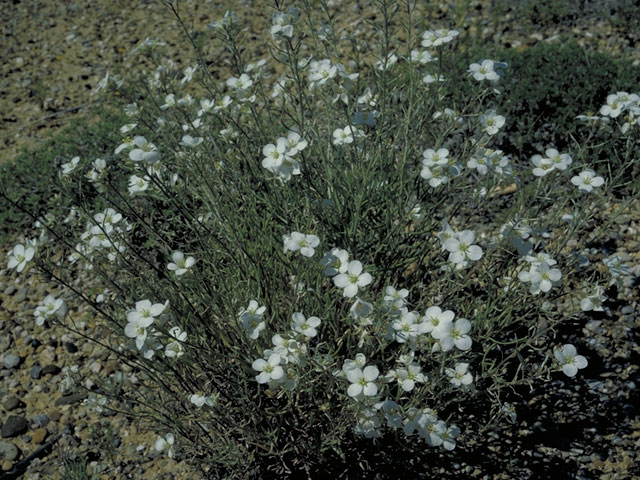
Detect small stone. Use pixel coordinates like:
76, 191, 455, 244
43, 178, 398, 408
1, 415, 28, 438
49, 410, 61, 422
30, 338, 41, 349
31, 428, 47, 444
0, 440, 19, 461
42, 365, 61, 376
3, 397, 22, 412
3, 286, 16, 296
30, 414, 49, 428
14, 287, 27, 303
54, 393, 87, 406
1, 459, 13, 471
3, 354, 21, 369
30, 364, 43, 379
64, 342, 78, 353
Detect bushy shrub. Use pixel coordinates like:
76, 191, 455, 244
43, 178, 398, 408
3, 1, 639, 478
449, 40, 640, 168
0, 107, 127, 241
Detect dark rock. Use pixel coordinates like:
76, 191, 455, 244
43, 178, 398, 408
1, 415, 28, 438
42, 364, 61, 376
3, 397, 22, 411
30, 338, 41, 348
54, 393, 87, 406
30, 364, 42, 379
64, 342, 78, 353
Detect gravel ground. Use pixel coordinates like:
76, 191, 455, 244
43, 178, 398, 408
1, 1, 639, 478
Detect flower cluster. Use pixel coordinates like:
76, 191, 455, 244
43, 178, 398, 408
71, 208, 132, 266
518, 252, 562, 294
420, 148, 456, 187
262, 132, 308, 181
531, 148, 572, 177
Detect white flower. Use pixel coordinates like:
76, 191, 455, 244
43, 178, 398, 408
421, 28, 458, 48
346, 365, 379, 398
291, 312, 321, 338
518, 261, 562, 294
580, 287, 606, 312
422, 73, 446, 84
7, 244, 35, 272
128, 175, 150, 195
446, 362, 473, 386
444, 230, 483, 265
61, 156, 80, 175
189, 393, 214, 407
167, 251, 196, 276
420, 306, 454, 334
388, 363, 426, 392
226, 73, 253, 91
546, 148, 572, 170
321, 248, 349, 276
180, 65, 197, 84
350, 298, 374, 322
333, 260, 373, 298
531, 154, 555, 177
239, 300, 267, 339
129, 136, 159, 163
165, 326, 187, 358
124, 316, 154, 350
440, 424, 460, 450
554, 344, 588, 377
410, 50, 433, 64
375, 53, 398, 71
283, 232, 320, 257
154, 433, 175, 458
432, 317, 472, 351
571, 169, 605, 192
270, 8, 299, 38
600, 94, 624, 118
284, 131, 308, 155
391, 311, 420, 343
333, 126, 363, 146
180, 135, 203, 147
469, 59, 499, 82
94, 208, 122, 226
252, 353, 285, 384
422, 148, 450, 166
307, 59, 337, 89
34, 295, 67, 325
480, 110, 505, 135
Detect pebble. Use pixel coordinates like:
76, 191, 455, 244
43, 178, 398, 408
64, 342, 79, 353
30, 364, 43, 379
3, 397, 22, 411
32, 428, 47, 444
54, 393, 87, 406
0, 440, 19, 461
3, 354, 21, 369
14, 287, 27, 303
30, 414, 49, 429
1, 415, 28, 438
42, 364, 61, 376
3, 285, 16, 296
